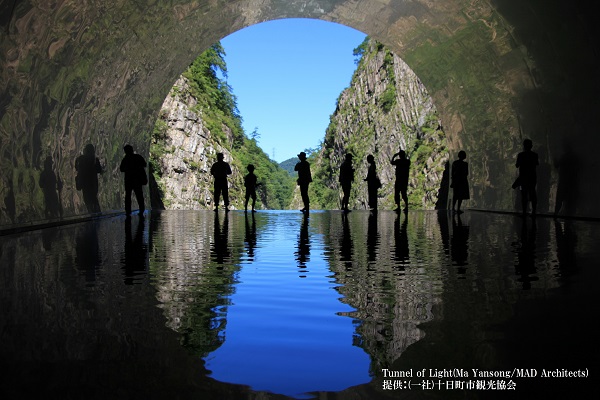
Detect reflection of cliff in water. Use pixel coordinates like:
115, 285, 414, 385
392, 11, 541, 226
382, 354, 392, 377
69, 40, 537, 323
149, 211, 264, 356
321, 211, 442, 372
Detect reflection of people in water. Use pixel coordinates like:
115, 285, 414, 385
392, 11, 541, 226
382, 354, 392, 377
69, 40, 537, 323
340, 212, 353, 271
75, 144, 103, 213
122, 216, 148, 285
554, 219, 578, 281
339, 154, 355, 212
366, 210, 379, 264
75, 222, 101, 283
513, 218, 538, 290
295, 213, 310, 276
244, 211, 257, 262
554, 143, 579, 216
211, 211, 230, 266
393, 212, 409, 272
39, 155, 63, 218
451, 213, 469, 276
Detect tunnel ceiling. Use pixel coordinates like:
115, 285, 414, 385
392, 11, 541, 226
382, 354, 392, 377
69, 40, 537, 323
1, 0, 600, 227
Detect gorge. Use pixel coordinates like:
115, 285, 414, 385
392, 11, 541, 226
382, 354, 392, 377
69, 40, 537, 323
151, 37, 448, 211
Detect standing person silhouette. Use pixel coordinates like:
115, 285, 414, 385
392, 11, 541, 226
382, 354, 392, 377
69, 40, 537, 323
294, 151, 312, 212
390, 149, 410, 212
364, 154, 379, 211
120, 144, 147, 216
339, 153, 355, 212
451, 150, 470, 214
210, 152, 232, 211
244, 164, 259, 212
75, 143, 103, 213
516, 139, 539, 216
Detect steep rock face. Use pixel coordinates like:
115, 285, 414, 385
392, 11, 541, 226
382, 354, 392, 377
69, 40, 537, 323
151, 77, 242, 210
313, 39, 449, 210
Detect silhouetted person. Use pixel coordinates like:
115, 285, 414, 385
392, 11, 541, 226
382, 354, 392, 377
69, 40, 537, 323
122, 216, 148, 285
244, 164, 259, 212
120, 144, 147, 216
554, 144, 579, 217
210, 152, 232, 211
364, 154, 379, 211
295, 213, 310, 276
75, 143, 103, 213
390, 149, 410, 212
294, 151, 312, 212
515, 139, 539, 216
39, 155, 63, 218
451, 150, 470, 214
339, 153, 355, 212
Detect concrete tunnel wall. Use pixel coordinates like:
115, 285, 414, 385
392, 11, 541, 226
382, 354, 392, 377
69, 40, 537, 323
1, 0, 599, 230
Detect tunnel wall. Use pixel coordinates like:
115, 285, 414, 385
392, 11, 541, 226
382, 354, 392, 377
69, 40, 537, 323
1, 0, 599, 230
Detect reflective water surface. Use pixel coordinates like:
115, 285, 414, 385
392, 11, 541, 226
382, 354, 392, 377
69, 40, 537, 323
0, 210, 598, 399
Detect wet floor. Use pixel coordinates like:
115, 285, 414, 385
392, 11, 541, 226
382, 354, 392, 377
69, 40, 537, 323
0, 210, 598, 399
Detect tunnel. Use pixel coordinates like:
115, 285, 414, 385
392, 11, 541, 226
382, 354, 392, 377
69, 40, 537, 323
1, 0, 599, 227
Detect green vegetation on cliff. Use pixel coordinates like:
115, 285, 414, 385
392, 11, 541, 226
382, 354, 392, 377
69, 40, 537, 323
150, 43, 295, 210
309, 37, 449, 210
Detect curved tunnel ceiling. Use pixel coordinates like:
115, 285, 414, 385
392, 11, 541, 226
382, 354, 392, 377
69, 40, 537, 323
1, 0, 599, 227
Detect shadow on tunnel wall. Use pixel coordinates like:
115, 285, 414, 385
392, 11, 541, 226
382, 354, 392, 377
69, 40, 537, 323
492, 0, 600, 217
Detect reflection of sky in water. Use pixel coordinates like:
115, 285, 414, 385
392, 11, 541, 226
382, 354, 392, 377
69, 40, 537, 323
3, 210, 597, 399
205, 213, 371, 397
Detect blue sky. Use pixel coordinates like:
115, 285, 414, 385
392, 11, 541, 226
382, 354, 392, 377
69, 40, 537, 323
220, 19, 367, 163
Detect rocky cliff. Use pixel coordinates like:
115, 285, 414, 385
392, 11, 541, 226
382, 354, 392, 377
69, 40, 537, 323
311, 39, 449, 210
151, 71, 295, 211
151, 76, 239, 210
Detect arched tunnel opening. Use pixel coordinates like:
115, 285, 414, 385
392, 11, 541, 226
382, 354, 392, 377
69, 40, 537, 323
149, 19, 450, 212
1, 1, 599, 399
2, 0, 600, 229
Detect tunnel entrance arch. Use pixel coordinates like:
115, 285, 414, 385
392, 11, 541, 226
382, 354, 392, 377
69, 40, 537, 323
151, 18, 451, 211
2, 0, 599, 229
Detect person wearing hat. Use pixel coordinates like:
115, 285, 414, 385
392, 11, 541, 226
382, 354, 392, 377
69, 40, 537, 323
294, 151, 312, 212
339, 153, 355, 212
210, 152, 232, 211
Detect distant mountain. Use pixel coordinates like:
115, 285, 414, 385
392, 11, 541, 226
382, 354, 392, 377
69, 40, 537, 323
279, 157, 298, 176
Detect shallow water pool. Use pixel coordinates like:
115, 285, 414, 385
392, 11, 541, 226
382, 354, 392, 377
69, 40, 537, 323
0, 210, 597, 399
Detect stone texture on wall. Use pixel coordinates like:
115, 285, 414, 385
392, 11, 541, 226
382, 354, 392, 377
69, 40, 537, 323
2, 0, 600, 229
